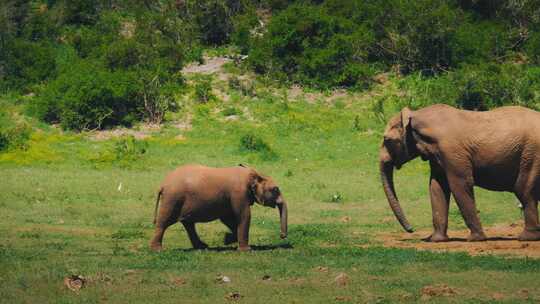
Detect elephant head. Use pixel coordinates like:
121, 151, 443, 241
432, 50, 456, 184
249, 172, 288, 239
380, 107, 418, 233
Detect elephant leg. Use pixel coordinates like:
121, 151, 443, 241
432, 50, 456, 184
447, 174, 487, 241
427, 163, 450, 242
220, 216, 238, 245
236, 208, 251, 251
181, 221, 208, 249
150, 196, 181, 251
515, 193, 540, 241
150, 223, 172, 252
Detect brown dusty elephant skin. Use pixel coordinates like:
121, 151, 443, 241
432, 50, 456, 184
150, 164, 288, 252
380, 104, 540, 242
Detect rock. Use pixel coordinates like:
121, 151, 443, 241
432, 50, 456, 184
64, 275, 85, 292
216, 274, 231, 283
315, 266, 329, 272
334, 273, 349, 287
225, 292, 242, 301
340, 216, 351, 223
170, 277, 186, 286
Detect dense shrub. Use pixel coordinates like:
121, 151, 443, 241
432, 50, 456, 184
1, 39, 56, 90
0, 111, 31, 152
32, 61, 140, 130
525, 30, 540, 64
192, 0, 234, 46
249, 4, 375, 88
239, 133, 278, 160
231, 11, 259, 54
193, 76, 215, 103
452, 63, 540, 110
398, 63, 540, 111
114, 136, 148, 162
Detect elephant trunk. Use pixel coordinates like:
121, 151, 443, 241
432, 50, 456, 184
380, 159, 414, 233
277, 200, 288, 239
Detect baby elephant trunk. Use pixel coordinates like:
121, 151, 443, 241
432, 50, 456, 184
277, 199, 288, 239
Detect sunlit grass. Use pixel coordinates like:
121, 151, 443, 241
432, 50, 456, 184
0, 89, 537, 303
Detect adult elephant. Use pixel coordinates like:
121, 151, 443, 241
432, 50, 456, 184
380, 104, 540, 242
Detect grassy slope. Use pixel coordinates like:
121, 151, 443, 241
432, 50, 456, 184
0, 76, 537, 303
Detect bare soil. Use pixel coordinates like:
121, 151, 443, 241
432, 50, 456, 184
376, 223, 540, 258
182, 57, 231, 75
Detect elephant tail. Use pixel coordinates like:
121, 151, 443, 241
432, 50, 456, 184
153, 188, 163, 226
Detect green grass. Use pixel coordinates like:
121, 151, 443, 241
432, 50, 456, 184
0, 88, 538, 303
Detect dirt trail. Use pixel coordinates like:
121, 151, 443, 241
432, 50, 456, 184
181, 57, 232, 75
376, 223, 540, 258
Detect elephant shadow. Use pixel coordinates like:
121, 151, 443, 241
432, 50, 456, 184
172, 243, 294, 253
420, 236, 517, 242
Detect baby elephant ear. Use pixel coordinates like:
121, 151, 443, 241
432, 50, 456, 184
401, 107, 412, 130
249, 171, 264, 204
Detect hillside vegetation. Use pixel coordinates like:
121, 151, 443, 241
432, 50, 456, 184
2, 1, 540, 303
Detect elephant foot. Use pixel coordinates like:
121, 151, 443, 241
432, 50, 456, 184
224, 233, 238, 245
237, 245, 251, 252
193, 242, 209, 250
150, 243, 163, 252
424, 232, 449, 242
467, 231, 487, 242
518, 229, 540, 241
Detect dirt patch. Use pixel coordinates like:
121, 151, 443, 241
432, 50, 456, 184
420, 284, 457, 300
376, 223, 540, 258
88, 123, 161, 141
182, 57, 232, 75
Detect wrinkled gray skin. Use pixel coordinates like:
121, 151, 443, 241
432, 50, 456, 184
380, 104, 540, 242
150, 164, 288, 251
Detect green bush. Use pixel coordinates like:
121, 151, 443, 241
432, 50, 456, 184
231, 10, 259, 54
188, 0, 236, 46
193, 76, 215, 103
450, 21, 513, 66
222, 106, 242, 117
32, 61, 140, 130
525, 30, 540, 64
371, 0, 460, 74
249, 3, 375, 89
451, 63, 540, 110
398, 63, 540, 111
0, 111, 31, 152
2, 39, 56, 90
105, 39, 143, 70
239, 133, 278, 161
114, 136, 148, 162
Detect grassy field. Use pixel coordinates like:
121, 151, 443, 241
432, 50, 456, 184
1, 76, 539, 303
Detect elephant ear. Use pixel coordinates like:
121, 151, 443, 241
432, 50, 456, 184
248, 171, 265, 205
401, 107, 412, 131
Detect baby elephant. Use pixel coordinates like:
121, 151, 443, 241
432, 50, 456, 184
150, 164, 288, 252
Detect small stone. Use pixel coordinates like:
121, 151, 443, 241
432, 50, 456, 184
225, 292, 242, 301
64, 275, 85, 292
315, 266, 329, 272
492, 292, 505, 300
170, 277, 186, 286
334, 273, 349, 287
216, 274, 231, 283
